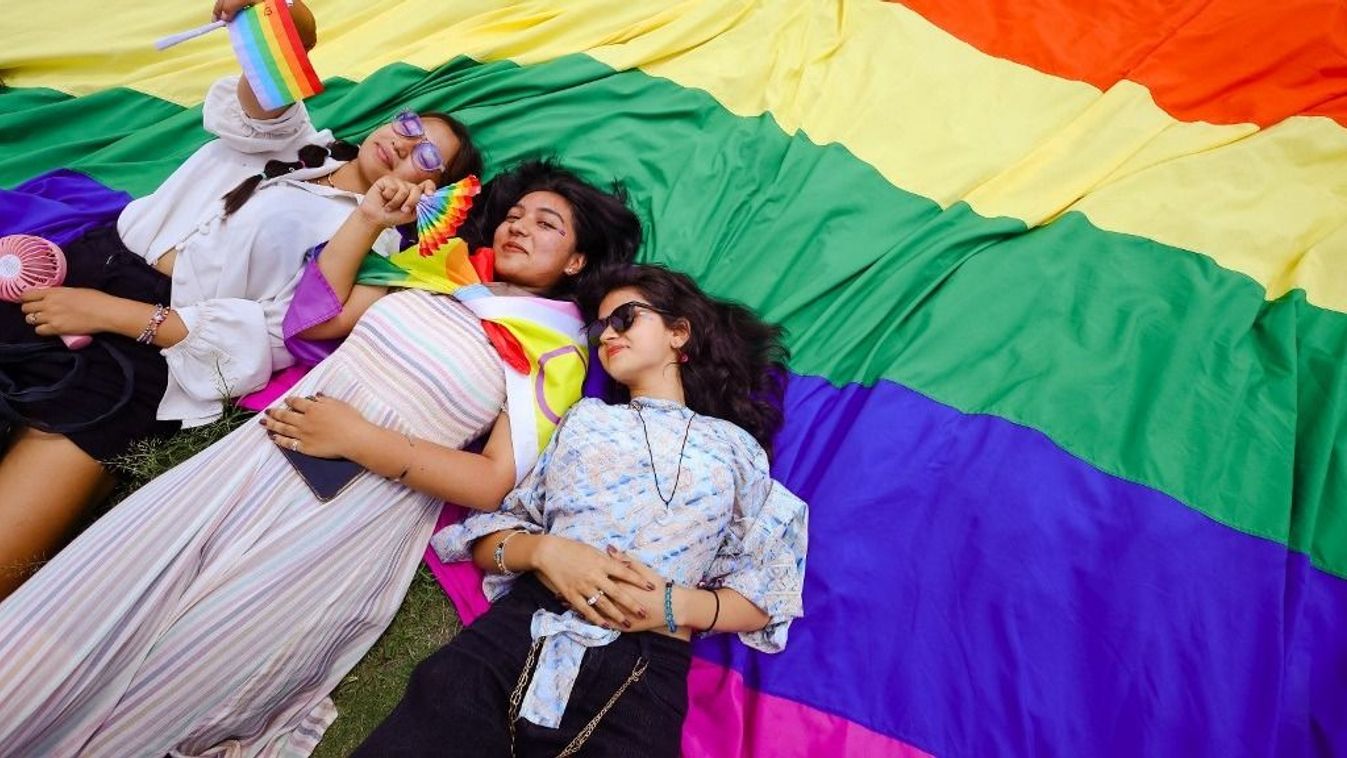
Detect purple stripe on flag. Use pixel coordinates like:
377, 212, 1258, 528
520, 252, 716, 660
690, 374, 1345, 756
0, 169, 130, 245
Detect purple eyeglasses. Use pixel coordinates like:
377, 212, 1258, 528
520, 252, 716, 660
390, 110, 447, 173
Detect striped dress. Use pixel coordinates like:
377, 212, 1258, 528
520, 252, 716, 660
0, 289, 504, 757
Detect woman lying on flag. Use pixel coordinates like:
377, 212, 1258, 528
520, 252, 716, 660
272, 157, 645, 483
0, 0, 481, 598
355, 264, 808, 757
0, 164, 639, 755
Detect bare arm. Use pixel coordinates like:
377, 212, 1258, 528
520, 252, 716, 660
22, 289, 189, 347
671, 586, 770, 634
311, 211, 388, 315
298, 178, 437, 339
470, 531, 656, 631
469, 532, 769, 634
100, 297, 190, 347
347, 411, 517, 511
297, 284, 388, 340
216, 0, 318, 120
263, 395, 518, 511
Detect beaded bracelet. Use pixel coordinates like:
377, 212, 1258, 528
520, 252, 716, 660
136, 304, 171, 344
493, 530, 527, 576
664, 580, 678, 633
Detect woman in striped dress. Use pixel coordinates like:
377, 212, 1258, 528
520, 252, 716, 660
0, 162, 640, 756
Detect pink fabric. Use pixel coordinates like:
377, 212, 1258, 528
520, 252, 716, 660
425, 512, 930, 756
683, 659, 933, 757
424, 503, 491, 624
237, 365, 312, 411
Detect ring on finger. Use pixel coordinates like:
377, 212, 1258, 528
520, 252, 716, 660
585, 590, 605, 606
290, 439, 300, 451
25, 313, 37, 325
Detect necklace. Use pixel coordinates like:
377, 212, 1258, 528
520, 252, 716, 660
633, 401, 695, 507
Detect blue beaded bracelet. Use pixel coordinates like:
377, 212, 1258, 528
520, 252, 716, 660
664, 580, 678, 633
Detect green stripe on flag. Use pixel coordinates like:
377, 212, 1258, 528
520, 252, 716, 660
3, 54, 1344, 577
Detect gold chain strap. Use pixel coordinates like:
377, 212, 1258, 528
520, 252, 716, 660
508, 639, 544, 756
556, 657, 649, 757
506, 638, 651, 757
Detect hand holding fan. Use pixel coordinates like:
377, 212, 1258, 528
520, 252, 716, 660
0, 235, 92, 350
380, 176, 484, 295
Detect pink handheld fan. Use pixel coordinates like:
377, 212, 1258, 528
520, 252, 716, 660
0, 234, 92, 350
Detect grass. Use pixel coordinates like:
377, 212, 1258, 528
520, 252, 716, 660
313, 566, 461, 756
97, 406, 462, 756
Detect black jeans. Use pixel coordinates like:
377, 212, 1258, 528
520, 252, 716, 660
355, 575, 691, 757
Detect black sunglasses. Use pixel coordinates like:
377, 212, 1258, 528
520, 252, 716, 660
586, 301, 674, 345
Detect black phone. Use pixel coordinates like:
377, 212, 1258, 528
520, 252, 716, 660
279, 447, 365, 502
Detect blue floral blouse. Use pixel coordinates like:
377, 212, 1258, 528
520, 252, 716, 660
431, 396, 808, 728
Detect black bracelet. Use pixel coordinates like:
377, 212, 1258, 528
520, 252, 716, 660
705, 587, 721, 632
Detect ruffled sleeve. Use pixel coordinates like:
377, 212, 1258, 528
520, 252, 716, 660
159, 228, 308, 425
201, 75, 322, 154
703, 438, 809, 653
161, 291, 291, 421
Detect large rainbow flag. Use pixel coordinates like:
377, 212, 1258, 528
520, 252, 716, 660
3, 1, 1344, 755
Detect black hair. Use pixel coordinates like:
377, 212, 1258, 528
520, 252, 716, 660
461, 158, 641, 315
596, 264, 790, 458
422, 111, 484, 186
220, 111, 482, 217
221, 141, 357, 216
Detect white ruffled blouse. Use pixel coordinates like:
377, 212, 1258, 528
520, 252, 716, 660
115, 75, 399, 426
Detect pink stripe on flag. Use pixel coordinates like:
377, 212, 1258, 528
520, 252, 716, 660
684, 659, 934, 757
237, 365, 312, 411
425, 506, 932, 757
425, 503, 490, 624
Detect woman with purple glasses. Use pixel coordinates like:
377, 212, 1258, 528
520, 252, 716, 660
0, 160, 642, 756
0, 0, 481, 598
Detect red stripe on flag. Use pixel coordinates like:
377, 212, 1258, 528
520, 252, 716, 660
897, 0, 1347, 127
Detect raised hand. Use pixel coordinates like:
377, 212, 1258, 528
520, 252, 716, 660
356, 176, 437, 228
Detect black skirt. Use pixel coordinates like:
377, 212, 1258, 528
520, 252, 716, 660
0, 226, 179, 462
356, 574, 692, 757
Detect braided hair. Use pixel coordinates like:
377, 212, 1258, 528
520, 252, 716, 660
220, 112, 482, 218
221, 141, 358, 217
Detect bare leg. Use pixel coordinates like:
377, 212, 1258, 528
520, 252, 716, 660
0, 427, 114, 599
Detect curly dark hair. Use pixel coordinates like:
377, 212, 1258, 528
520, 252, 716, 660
596, 264, 790, 457
461, 159, 641, 316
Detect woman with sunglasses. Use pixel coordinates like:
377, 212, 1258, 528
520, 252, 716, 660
0, 0, 481, 598
355, 264, 808, 757
0, 160, 641, 756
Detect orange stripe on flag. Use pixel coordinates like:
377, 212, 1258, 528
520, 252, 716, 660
897, 0, 1347, 127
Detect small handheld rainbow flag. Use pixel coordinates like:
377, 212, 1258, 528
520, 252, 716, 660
227, 0, 323, 111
